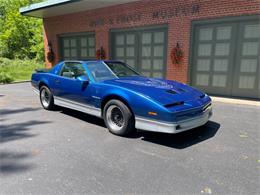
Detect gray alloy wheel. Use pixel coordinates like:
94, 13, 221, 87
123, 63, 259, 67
106, 105, 125, 132
40, 86, 54, 110
103, 99, 135, 136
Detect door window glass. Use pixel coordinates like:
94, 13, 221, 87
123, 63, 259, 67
199, 28, 213, 41
244, 24, 260, 38
154, 32, 164, 43
242, 42, 258, 56
60, 62, 88, 79
216, 26, 232, 40
213, 59, 228, 72
116, 35, 124, 45
215, 43, 230, 56
240, 59, 257, 73
212, 75, 227, 87
153, 59, 163, 70
126, 34, 135, 45
239, 76, 255, 89
196, 74, 209, 86
197, 59, 210, 71
198, 44, 212, 56
142, 33, 152, 44
154, 46, 164, 57
141, 59, 152, 69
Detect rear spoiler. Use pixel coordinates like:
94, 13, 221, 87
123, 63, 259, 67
35, 68, 51, 73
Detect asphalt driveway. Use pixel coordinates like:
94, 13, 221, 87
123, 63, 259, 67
0, 83, 259, 194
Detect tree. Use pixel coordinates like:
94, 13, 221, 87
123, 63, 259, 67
0, 0, 44, 60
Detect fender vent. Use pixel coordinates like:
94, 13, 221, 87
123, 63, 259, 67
164, 101, 184, 108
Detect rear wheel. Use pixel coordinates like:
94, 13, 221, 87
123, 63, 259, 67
40, 86, 55, 110
103, 100, 135, 136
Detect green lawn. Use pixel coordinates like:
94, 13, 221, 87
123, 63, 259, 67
0, 58, 44, 83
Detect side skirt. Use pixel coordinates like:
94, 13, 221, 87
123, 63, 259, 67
54, 96, 102, 118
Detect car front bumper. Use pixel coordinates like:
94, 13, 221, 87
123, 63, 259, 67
135, 106, 213, 134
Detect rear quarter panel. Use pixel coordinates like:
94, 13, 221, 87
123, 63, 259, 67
31, 62, 62, 91
31, 73, 54, 91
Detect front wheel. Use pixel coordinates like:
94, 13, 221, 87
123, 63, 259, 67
40, 86, 55, 110
103, 100, 135, 136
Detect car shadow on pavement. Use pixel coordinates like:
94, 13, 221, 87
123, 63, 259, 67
139, 121, 220, 149
59, 107, 106, 127
0, 151, 35, 175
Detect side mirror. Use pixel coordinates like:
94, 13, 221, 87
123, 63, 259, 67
77, 75, 89, 85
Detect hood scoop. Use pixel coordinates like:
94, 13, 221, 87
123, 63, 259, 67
165, 89, 177, 94
177, 88, 186, 93
165, 87, 187, 95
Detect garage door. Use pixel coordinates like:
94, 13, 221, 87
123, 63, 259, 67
111, 26, 167, 78
191, 17, 260, 99
60, 33, 95, 60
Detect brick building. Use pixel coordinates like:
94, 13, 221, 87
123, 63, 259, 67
20, 0, 260, 99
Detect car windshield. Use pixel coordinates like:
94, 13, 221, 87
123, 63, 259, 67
86, 61, 141, 82
86, 62, 117, 82
105, 62, 140, 78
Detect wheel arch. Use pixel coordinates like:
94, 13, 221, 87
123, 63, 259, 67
101, 94, 134, 117
38, 81, 49, 90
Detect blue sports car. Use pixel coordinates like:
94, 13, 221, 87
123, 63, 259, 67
31, 60, 212, 136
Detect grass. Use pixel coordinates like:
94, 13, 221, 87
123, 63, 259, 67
0, 57, 44, 83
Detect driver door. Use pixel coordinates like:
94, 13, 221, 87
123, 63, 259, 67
54, 62, 91, 104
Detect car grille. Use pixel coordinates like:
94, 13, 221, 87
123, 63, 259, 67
175, 103, 211, 122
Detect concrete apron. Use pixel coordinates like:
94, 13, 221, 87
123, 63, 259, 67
211, 96, 260, 107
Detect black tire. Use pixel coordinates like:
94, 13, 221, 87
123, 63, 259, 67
39, 86, 55, 110
103, 99, 135, 136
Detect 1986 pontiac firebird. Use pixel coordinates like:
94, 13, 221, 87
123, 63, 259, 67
31, 60, 212, 136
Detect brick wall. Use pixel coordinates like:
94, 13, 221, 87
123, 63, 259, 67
43, 0, 260, 83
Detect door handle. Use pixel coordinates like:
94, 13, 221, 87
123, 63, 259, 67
55, 80, 60, 84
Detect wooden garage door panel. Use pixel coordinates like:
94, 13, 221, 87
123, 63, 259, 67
231, 22, 260, 98
60, 33, 95, 60
192, 23, 235, 95
191, 17, 260, 99
113, 32, 137, 69
111, 26, 167, 78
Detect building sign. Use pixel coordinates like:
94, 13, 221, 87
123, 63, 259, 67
152, 4, 200, 19
89, 3, 200, 27
89, 13, 142, 27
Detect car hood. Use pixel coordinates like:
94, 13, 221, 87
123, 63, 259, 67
102, 76, 205, 106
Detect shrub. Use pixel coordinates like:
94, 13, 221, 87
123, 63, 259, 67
0, 72, 14, 83
0, 57, 44, 83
